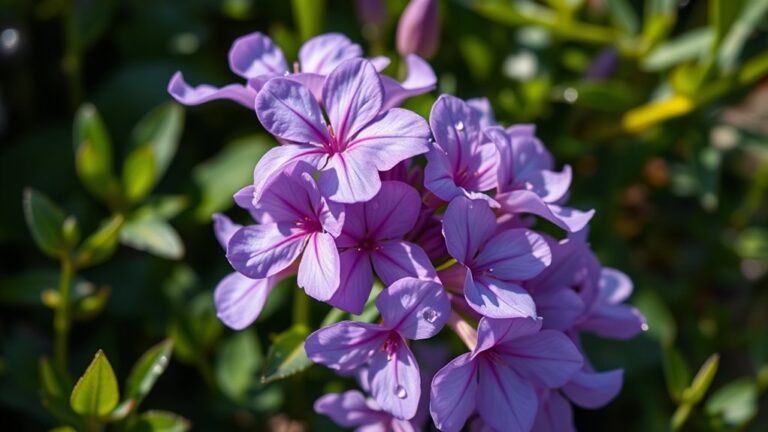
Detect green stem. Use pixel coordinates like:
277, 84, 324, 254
54, 257, 74, 371
292, 291, 311, 328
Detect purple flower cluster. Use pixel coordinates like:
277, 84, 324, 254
171, 31, 645, 432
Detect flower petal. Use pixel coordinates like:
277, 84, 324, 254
299, 33, 363, 75
474, 317, 542, 355
577, 303, 646, 340
466, 97, 495, 128
255, 163, 318, 222
212, 213, 242, 250
228, 32, 287, 78
319, 152, 381, 203
464, 273, 537, 319
214, 272, 274, 330
250, 143, 327, 204
371, 241, 437, 287
376, 277, 449, 340
323, 58, 383, 143
305, 321, 387, 371
362, 181, 421, 240
532, 391, 575, 432
477, 358, 538, 432
562, 368, 623, 409
497, 190, 594, 233
314, 390, 389, 428
369, 338, 421, 420
442, 196, 496, 264
226, 223, 307, 279
168, 72, 256, 108
532, 287, 585, 331
328, 249, 374, 315
381, 55, 437, 109
298, 232, 341, 301
255, 78, 331, 145
495, 330, 583, 388
600, 268, 634, 304
473, 229, 552, 281
429, 353, 478, 432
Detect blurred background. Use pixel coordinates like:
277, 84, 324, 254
1, 0, 767, 430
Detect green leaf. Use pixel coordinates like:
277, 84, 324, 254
291, 0, 325, 41
215, 330, 262, 402
734, 228, 768, 259
70, 350, 120, 417
39, 358, 83, 428
662, 346, 691, 402
62, 216, 81, 249
73, 104, 120, 204
718, 0, 768, 72
23, 188, 68, 258
634, 289, 676, 346
131, 103, 184, 186
128, 410, 190, 432
261, 324, 311, 384
122, 144, 157, 204
125, 340, 173, 408
192, 135, 271, 220
705, 378, 758, 426
682, 353, 719, 404
76, 214, 124, 268
641, 28, 713, 71
168, 293, 223, 363
119, 216, 184, 260
709, 0, 744, 50
72, 286, 110, 321
134, 195, 189, 220
607, 0, 639, 35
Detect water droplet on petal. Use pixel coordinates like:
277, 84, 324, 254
455, 121, 465, 131
394, 385, 407, 399
488, 268, 494, 273
423, 308, 439, 323
641, 323, 649, 332
524, 182, 534, 190
283, 71, 291, 76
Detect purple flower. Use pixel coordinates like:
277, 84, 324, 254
396, 0, 440, 59
532, 389, 575, 432
328, 181, 436, 314
429, 317, 582, 432
226, 162, 344, 301
442, 196, 551, 319
486, 125, 594, 232
425, 95, 499, 205
306, 278, 450, 419
251, 58, 431, 204
574, 267, 646, 339
315, 390, 420, 431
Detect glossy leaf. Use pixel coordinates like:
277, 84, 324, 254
119, 216, 184, 260
130, 103, 184, 187
23, 189, 67, 258
634, 288, 676, 346
39, 358, 83, 428
125, 340, 174, 408
128, 410, 190, 432
73, 104, 120, 204
607, 0, 638, 35
662, 346, 691, 402
682, 353, 719, 404
718, 0, 768, 72
123, 144, 157, 204
641, 28, 713, 72
70, 350, 120, 417
215, 330, 262, 402
705, 378, 758, 426
76, 214, 124, 268
261, 324, 311, 384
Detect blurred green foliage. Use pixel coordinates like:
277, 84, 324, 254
1, 0, 768, 430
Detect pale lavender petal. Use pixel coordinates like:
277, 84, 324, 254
477, 358, 537, 432
562, 368, 623, 409
297, 232, 340, 301
577, 303, 646, 339
473, 229, 551, 281
323, 58, 383, 143
292, 167, 345, 237
497, 190, 594, 233
255, 164, 317, 223
168, 72, 256, 108
285, 72, 325, 102
376, 277, 449, 340
430, 353, 478, 432
226, 223, 307, 279
396, 0, 440, 59
538, 166, 572, 203
464, 273, 537, 319
371, 241, 437, 287
233, 185, 257, 215
305, 321, 387, 371
533, 288, 585, 331
362, 181, 421, 240
381, 55, 437, 109
600, 268, 634, 304
474, 317, 542, 355
442, 196, 496, 264
328, 249, 374, 314
251, 144, 327, 204
214, 272, 274, 330
467, 97, 495, 128
299, 33, 363, 75
319, 152, 381, 203
369, 339, 421, 420
228, 32, 287, 78
344, 108, 431, 171
212, 213, 242, 250
314, 390, 388, 428
495, 330, 583, 388
255, 78, 331, 145
532, 391, 575, 432
369, 56, 391, 71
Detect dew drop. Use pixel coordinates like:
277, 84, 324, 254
152, 365, 164, 374
641, 323, 649, 332
394, 385, 407, 399
423, 308, 439, 323
455, 121, 465, 131
524, 182, 534, 191
488, 268, 494, 273
283, 71, 291, 76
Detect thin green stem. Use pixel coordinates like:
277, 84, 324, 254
54, 257, 74, 371
292, 291, 311, 328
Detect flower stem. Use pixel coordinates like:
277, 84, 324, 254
54, 257, 74, 371
447, 310, 477, 351
292, 291, 310, 328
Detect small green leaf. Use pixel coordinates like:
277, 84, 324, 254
73, 104, 120, 204
119, 216, 184, 260
662, 346, 691, 402
122, 145, 157, 204
62, 216, 81, 249
70, 350, 120, 417
168, 293, 223, 363
718, 0, 768, 72
127, 410, 190, 432
39, 358, 83, 428
134, 195, 189, 220
23, 189, 68, 258
72, 286, 110, 321
634, 289, 676, 346
261, 324, 311, 384
641, 28, 713, 71
215, 330, 262, 402
734, 228, 768, 259
607, 0, 639, 35
705, 378, 758, 426
130, 102, 184, 184
125, 339, 174, 408
76, 214, 124, 268
671, 402, 692, 431
682, 353, 719, 404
